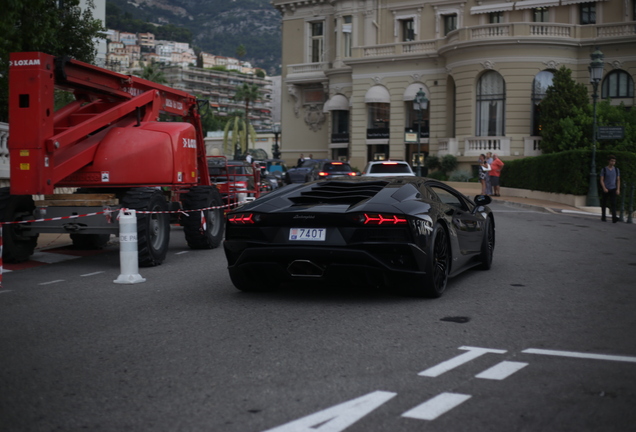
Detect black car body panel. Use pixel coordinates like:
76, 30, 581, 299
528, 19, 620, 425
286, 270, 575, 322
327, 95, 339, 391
224, 177, 494, 294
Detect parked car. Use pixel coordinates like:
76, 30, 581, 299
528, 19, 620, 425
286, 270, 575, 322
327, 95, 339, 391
224, 177, 495, 298
362, 160, 415, 177
284, 159, 356, 184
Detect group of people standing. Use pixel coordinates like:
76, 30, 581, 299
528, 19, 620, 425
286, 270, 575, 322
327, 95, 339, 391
478, 152, 504, 197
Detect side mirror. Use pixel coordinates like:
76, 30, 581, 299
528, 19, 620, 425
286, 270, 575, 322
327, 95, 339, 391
474, 195, 492, 206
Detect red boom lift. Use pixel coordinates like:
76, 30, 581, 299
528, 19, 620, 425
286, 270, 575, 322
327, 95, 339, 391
1, 52, 226, 265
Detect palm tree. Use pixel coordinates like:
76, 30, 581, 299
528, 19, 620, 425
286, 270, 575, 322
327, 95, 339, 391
233, 83, 261, 158
223, 111, 257, 159
138, 63, 166, 84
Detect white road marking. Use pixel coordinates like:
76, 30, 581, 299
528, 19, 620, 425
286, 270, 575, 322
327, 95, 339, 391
475, 361, 528, 380
81, 271, 105, 277
0, 290, 12, 294
522, 348, 636, 363
419, 346, 507, 377
261, 390, 397, 432
402, 392, 472, 421
1, 269, 13, 273
176, 251, 189, 255
38, 280, 65, 286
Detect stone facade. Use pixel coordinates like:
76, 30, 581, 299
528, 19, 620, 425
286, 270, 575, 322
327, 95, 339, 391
272, 0, 636, 172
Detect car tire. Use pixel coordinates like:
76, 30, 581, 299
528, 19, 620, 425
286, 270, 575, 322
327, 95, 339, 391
479, 216, 495, 270
229, 268, 279, 292
422, 223, 450, 298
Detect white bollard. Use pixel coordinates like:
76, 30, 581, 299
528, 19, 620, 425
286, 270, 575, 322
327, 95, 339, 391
114, 209, 146, 284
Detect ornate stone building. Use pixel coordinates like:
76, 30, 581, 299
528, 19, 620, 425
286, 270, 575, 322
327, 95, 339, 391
272, 0, 635, 171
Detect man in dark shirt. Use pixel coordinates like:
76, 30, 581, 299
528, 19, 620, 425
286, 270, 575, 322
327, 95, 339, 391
600, 155, 621, 223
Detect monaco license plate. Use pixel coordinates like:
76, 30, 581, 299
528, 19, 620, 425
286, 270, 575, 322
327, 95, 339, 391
289, 228, 326, 241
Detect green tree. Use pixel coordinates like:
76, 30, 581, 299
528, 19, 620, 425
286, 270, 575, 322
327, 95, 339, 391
137, 63, 166, 84
236, 44, 246, 59
0, 0, 105, 122
223, 111, 257, 160
538, 66, 590, 153
233, 83, 261, 158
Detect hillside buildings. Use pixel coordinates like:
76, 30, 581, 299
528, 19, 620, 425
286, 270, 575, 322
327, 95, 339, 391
272, 0, 635, 171
103, 29, 274, 131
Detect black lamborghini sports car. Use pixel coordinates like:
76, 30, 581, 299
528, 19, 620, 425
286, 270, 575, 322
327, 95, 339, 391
223, 177, 494, 297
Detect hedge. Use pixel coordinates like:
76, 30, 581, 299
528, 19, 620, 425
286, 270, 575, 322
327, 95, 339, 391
500, 150, 636, 195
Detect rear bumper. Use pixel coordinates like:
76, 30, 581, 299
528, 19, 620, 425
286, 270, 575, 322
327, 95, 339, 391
223, 243, 429, 287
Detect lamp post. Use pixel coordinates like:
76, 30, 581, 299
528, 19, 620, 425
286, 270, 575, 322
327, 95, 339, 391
413, 88, 429, 177
586, 48, 604, 207
272, 123, 281, 159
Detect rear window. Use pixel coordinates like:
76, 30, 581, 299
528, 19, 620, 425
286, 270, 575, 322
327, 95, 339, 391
369, 163, 412, 174
323, 163, 353, 172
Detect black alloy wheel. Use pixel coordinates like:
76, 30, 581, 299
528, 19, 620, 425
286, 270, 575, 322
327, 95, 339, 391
422, 224, 450, 298
479, 216, 495, 270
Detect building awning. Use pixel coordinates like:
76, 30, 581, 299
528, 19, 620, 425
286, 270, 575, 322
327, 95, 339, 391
364, 86, 390, 104
323, 94, 350, 111
403, 83, 428, 101
515, 0, 559, 10
470, 3, 514, 15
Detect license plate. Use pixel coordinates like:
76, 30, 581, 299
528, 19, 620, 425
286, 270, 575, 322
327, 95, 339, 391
289, 228, 326, 241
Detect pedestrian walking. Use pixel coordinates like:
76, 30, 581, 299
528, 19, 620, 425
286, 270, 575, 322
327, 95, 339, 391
485, 152, 493, 195
296, 154, 304, 167
600, 155, 621, 223
489, 154, 504, 196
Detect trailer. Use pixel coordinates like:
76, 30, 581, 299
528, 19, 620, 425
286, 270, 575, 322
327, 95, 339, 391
1, 52, 226, 266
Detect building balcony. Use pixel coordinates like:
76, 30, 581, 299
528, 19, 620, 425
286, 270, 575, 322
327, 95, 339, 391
285, 62, 329, 84
348, 21, 635, 61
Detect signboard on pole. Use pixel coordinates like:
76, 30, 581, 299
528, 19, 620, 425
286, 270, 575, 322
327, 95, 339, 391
598, 126, 624, 140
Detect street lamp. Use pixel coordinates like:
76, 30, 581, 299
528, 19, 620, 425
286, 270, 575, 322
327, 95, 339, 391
586, 47, 604, 207
272, 123, 281, 159
413, 88, 429, 177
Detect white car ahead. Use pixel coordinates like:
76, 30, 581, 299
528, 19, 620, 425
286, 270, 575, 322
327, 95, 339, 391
362, 161, 416, 177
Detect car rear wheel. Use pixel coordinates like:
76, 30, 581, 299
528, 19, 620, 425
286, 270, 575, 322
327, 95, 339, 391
422, 224, 450, 298
479, 216, 495, 270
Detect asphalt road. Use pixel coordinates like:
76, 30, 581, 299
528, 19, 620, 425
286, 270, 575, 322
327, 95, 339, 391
1, 202, 635, 432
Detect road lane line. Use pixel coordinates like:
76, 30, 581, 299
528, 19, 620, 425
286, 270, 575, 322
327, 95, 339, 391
522, 348, 636, 363
402, 392, 472, 421
38, 280, 65, 286
81, 271, 105, 277
475, 361, 528, 380
0, 290, 12, 294
419, 346, 507, 377
176, 251, 189, 255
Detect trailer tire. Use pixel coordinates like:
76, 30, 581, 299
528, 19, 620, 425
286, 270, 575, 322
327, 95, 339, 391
120, 188, 170, 267
181, 186, 225, 249
0, 187, 38, 263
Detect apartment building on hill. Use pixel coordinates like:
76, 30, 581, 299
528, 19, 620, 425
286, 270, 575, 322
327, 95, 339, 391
272, 0, 635, 171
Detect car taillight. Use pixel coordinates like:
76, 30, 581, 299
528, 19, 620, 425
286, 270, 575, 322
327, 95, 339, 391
360, 214, 407, 225
382, 162, 398, 165
318, 172, 329, 177
228, 213, 256, 224
347, 172, 357, 176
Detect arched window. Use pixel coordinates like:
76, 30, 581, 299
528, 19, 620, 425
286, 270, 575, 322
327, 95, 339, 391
532, 70, 554, 136
476, 71, 505, 136
601, 70, 634, 99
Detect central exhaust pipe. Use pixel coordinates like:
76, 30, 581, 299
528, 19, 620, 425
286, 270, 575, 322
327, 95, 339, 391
288, 260, 324, 277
